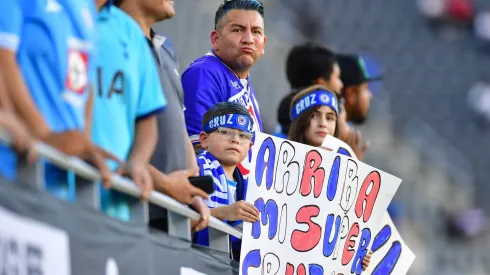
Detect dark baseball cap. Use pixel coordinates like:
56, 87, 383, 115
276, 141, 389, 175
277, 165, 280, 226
337, 54, 383, 87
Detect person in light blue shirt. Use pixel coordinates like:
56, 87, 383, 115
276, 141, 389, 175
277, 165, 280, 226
0, 0, 117, 199
92, 1, 167, 221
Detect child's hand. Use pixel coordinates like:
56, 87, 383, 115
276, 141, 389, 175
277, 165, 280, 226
225, 200, 259, 222
362, 251, 373, 271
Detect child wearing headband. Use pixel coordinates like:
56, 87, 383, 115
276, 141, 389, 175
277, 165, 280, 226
193, 102, 259, 260
289, 85, 341, 146
289, 85, 373, 271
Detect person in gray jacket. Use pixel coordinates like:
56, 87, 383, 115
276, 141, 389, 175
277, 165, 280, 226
116, 0, 209, 232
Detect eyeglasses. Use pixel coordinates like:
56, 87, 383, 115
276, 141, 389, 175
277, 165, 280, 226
216, 127, 253, 141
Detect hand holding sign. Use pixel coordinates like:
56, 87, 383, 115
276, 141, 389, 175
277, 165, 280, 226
213, 200, 260, 222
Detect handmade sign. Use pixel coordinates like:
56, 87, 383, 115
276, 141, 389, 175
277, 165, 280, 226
322, 135, 416, 275
240, 133, 402, 275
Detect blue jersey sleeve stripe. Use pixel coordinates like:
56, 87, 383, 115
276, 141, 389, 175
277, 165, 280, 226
210, 196, 228, 205
135, 106, 166, 121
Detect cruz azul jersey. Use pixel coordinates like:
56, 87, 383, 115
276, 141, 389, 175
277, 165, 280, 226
182, 51, 263, 177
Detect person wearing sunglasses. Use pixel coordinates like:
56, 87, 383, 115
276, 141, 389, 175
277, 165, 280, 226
182, 0, 266, 159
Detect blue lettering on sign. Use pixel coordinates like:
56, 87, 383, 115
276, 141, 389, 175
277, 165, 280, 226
309, 264, 324, 275
323, 214, 341, 257
372, 225, 391, 251
255, 137, 276, 190
371, 224, 402, 275
337, 147, 351, 157
242, 249, 261, 275
252, 198, 279, 240
372, 241, 402, 275
326, 156, 341, 201
351, 228, 371, 275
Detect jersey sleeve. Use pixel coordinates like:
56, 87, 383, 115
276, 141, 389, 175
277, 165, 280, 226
136, 36, 166, 120
0, 0, 24, 51
182, 65, 224, 143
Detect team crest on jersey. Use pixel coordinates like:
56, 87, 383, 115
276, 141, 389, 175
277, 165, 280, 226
237, 115, 247, 126
66, 49, 89, 95
230, 80, 240, 89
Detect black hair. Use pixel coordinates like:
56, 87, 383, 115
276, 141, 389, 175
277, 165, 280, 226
202, 102, 252, 131
286, 42, 337, 89
113, 0, 123, 6
214, 0, 264, 30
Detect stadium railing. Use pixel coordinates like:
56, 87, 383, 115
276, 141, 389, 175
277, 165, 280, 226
0, 126, 242, 255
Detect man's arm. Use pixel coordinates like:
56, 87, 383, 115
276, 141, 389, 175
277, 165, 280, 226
84, 85, 94, 138
0, 1, 50, 138
119, 31, 168, 198
129, 117, 158, 164
0, 50, 50, 139
186, 135, 200, 166
148, 164, 207, 203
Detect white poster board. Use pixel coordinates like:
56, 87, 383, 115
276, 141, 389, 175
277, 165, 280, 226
363, 215, 416, 275
323, 135, 416, 275
240, 133, 402, 275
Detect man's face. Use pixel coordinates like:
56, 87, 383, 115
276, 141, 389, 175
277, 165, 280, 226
327, 63, 344, 94
346, 82, 372, 124
141, 0, 175, 21
336, 103, 352, 141
318, 63, 343, 94
211, 10, 267, 75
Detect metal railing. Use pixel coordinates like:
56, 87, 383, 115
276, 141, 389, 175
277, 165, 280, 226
0, 127, 241, 254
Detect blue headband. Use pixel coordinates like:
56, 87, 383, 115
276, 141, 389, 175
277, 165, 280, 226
204, 113, 254, 134
291, 89, 339, 121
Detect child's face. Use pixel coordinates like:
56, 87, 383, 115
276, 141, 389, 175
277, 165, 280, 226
304, 105, 337, 147
200, 127, 253, 166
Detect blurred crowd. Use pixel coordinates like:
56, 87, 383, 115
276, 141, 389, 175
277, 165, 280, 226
418, 0, 490, 51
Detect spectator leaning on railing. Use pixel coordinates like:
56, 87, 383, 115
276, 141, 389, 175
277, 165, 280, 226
117, 0, 210, 232
91, 0, 168, 221
0, 0, 118, 199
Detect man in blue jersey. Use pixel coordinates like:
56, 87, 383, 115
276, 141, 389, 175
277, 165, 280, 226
182, 0, 266, 162
91, 0, 168, 220
0, 0, 118, 194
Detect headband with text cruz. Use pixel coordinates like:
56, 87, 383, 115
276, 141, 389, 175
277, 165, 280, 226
204, 113, 254, 134
290, 89, 339, 121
